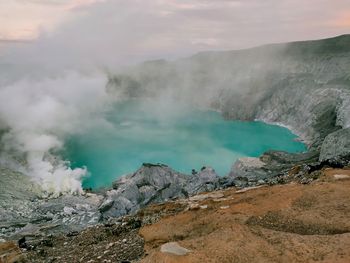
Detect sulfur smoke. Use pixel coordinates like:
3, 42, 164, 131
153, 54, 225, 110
0, 0, 176, 195
0, 71, 112, 194
1, 0, 349, 195
0, 0, 195, 195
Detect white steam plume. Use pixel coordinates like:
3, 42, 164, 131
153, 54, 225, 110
2, 0, 348, 195
0, 72, 110, 195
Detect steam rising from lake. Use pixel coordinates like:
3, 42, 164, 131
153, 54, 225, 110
0, 72, 110, 194
1, 0, 341, 195
63, 100, 306, 189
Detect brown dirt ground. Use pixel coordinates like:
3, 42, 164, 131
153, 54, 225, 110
0, 242, 24, 263
2, 168, 350, 263
23, 219, 144, 263
140, 168, 350, 263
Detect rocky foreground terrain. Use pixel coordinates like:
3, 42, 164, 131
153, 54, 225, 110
1, 167, 350, 262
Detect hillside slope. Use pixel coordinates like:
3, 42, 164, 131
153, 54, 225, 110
108, 34, 350, 150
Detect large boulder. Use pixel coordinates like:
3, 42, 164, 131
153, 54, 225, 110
228, 157, 268, 187
185, 166, 220, 194
101, 163, 220, 219
229, 157, 266, 179
319, 128, 350, 164
101, 164, 187, 218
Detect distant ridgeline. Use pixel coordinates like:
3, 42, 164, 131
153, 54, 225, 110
107, 35, 350, 160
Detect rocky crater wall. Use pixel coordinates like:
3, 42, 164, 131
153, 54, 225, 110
1, 35, 350, 240
108, 35, 350, 159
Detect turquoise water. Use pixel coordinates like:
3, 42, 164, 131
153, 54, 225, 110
63, 100, 306, 189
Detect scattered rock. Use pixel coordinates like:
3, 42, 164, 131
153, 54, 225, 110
160, 242, 191, 256
66, 231, 79, 237
63, 206, 76, 215
213, 197, 231, 202
189, 204, 200, 210
23, 217, 144, 263
189, 192, 224, 202
98, 199, 114, 213
235, 185, 266, 193
333, 174, 350, 180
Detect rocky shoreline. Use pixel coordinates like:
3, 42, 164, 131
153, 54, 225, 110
1, 144, 349, 240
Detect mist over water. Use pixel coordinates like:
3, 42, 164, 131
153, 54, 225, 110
0, 1, 314, 194
62, 99, 306, 189
0, 37, 309, 194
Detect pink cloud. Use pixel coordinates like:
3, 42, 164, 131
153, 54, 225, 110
332, 11, 350, 27
64, 0, 106, 10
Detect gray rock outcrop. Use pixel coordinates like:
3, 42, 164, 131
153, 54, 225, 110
228, 157, 268, 187
319, 128, 350, 164
227, 150, 320, 187
185, 166, 220, 194
229, 157, 266, 178
100, 163, 220, 219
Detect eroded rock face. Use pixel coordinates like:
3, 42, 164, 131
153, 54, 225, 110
101, 164, 220, 219
256, 86, 347, 148
320, 128, 350, 164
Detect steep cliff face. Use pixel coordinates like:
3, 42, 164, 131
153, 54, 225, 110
108, 35, 350, 156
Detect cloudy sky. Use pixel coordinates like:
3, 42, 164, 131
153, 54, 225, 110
1, 0, 350, 64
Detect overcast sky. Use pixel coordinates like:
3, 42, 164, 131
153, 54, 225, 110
1, 0, 350, 64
